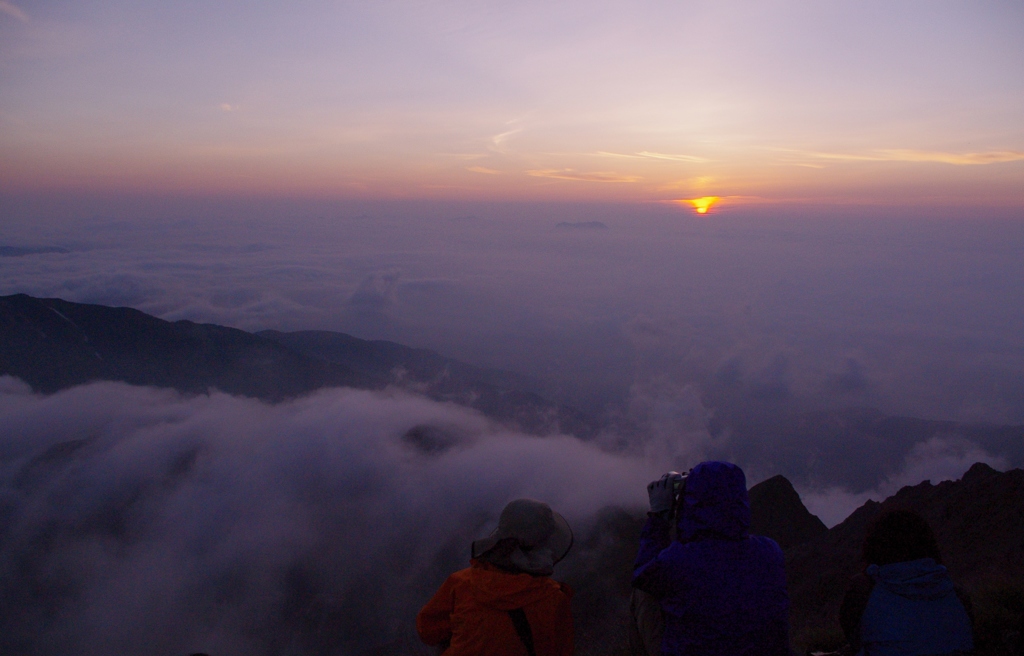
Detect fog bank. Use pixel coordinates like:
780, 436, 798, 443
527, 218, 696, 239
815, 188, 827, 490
0, 378, 663, 655
0, 376, 1010, 652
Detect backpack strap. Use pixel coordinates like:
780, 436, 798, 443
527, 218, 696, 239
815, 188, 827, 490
507, 608, 537, 656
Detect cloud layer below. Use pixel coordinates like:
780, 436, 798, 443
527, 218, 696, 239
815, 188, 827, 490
0, 378, 662, 655
0, 376, 1011, 653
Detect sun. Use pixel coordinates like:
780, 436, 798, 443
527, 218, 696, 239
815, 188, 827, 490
672, 196, 721, 214
688, 196, 720, 214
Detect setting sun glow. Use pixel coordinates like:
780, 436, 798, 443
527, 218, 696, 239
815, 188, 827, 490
686, 197, 720, 214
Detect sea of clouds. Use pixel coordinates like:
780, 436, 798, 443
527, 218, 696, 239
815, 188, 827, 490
0, 374, 1012, 654
0, 377, 662, 655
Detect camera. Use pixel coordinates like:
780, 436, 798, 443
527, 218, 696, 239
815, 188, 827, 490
666, 470, 688, 514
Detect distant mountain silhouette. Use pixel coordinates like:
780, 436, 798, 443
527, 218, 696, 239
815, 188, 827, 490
0, 294, 374, 400
0, 295, 595, 436
259, 329, 598, 438
0, 246, 70, 257
555, 221, 608, 230
787, 463, 1024, 654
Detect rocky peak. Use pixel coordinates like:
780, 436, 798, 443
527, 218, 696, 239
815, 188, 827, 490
748, 474, 828, 550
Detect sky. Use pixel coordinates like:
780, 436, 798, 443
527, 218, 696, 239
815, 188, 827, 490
2, 0, 1024, 206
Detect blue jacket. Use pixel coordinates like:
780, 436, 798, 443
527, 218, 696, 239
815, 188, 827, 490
633, 461, 790, 655
859, 558, 973, 656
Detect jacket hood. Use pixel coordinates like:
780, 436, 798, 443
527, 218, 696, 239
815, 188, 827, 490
465, 561, 565, 611
677, 461, 751, 541
868, 557, 955, 601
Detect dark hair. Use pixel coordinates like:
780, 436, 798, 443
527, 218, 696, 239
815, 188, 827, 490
862, 510, 942, 566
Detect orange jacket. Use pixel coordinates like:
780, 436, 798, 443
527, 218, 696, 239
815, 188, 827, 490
417, 560, 574, 656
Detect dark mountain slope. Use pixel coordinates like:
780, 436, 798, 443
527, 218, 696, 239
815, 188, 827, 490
0, 295, 595, 436
787, 463, 1024, 653
259, 329, 599, 438
0, 294, 376, 400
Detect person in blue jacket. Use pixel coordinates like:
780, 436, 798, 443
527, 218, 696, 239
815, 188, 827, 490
632, 461, 790, 655
839, 509, 974, 656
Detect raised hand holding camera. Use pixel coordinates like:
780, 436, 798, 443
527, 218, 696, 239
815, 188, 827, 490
647, 471, 685, 517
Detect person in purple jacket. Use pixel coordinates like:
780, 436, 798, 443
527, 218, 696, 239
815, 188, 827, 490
632, 461, 791, 656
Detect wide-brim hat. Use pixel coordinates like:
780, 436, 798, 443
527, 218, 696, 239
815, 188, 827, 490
471, 499, 574, 573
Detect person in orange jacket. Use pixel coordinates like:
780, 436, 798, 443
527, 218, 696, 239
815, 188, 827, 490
417, 498, 575, 656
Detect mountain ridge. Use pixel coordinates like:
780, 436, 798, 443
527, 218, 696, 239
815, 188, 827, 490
0, 293, 374, 400
0, 294, 593, 436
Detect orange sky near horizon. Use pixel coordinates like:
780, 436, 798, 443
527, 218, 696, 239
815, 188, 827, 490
4, 141, 1022, 209
1, 1, 1023, 209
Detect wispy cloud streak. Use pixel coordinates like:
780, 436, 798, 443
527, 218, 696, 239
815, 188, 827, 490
526, 169, 641, 183
596, 151, 709, 163
789, 149, 1024, 166
0, 1, 28, 22
489, 128, 522, 154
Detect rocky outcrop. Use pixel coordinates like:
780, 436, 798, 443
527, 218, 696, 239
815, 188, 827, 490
749, 474, 828, 550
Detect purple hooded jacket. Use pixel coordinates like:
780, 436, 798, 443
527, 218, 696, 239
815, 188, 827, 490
633, 461, 790, 655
